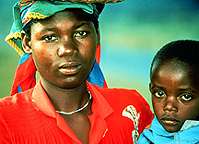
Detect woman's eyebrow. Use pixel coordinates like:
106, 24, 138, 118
74, 22, 91, 29
39, 27, 58, 33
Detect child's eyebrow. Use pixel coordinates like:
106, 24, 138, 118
150, 83, 164, 89
150, 85, 164, 91
178, 87, 197, 93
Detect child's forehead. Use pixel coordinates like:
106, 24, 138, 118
158, 59, 198, 78
155, 60, 192, 78
152, 59, 199, 92
162, 59, 188, 68
152, 59, 188, 75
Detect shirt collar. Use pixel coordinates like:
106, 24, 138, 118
31, 81, 113, 143
32, 81, 56, 118
180, 120, 199, 131
87, 82, 113, 119
151, 117, 199, 136
31, 81, 113, 119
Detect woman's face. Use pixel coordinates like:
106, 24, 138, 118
24, 10, 98, 89
150, 60, 199, 132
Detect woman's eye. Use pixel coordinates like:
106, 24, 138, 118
154, 89, 166, 98
74, 31, 88, 38
42, 35, 58, 42
180, 93, 193, 101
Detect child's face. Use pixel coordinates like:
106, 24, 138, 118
150, 60, 199, 132
24, 10, 98, 88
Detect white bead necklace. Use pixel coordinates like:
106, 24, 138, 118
56, 92, 92, 115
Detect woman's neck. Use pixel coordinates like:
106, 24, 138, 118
40, 78, 89, 113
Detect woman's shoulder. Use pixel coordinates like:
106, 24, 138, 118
0, 89, 33, 110
95, 85, 146, 102
92, 84, 153, 136
92, 84, 150, 110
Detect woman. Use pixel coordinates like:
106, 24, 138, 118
0, 0, 153, 143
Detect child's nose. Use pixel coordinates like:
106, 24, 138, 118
163, 96, 178, 113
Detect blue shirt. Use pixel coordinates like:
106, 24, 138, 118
137, 117, 199, 144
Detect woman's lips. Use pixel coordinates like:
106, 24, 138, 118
58, 62, 81, 75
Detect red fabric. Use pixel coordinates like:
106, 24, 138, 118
96, 44, 101, 64
0, 82, 153, 144
10, 55, 36, 95
95, 43, 108, 88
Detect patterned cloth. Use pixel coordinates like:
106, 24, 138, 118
5, 0, 111, 95
138, 116, 199, 144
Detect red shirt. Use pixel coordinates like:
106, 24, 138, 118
0, 82, 153, 144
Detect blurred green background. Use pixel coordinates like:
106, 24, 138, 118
1, 0, 199, 108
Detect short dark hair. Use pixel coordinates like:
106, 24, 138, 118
150, 40, 199, 80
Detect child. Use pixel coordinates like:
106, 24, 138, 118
0, 0, 153, 143
138, 40, 199, 144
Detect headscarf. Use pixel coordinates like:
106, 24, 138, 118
5, 0, 123, 95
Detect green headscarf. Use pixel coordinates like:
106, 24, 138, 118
5, 0, 101, 55
6, 0, 124, 95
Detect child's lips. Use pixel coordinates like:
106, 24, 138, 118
162, 119, 178, 125
160, 117, 180, 126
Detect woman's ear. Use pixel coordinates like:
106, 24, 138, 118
21, 32, 32, 54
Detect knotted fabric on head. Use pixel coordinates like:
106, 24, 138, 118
5, 0, 128, 95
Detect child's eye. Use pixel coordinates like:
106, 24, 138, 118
42, 35, 58, 42
154, 89, 166, 98
180, 93, 193, 101
74, 31, 88, 38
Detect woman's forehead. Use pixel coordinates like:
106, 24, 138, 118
31, 10, 93, 27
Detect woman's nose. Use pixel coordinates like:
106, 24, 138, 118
57, 38, 77, 57
163, 96, 178, 113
